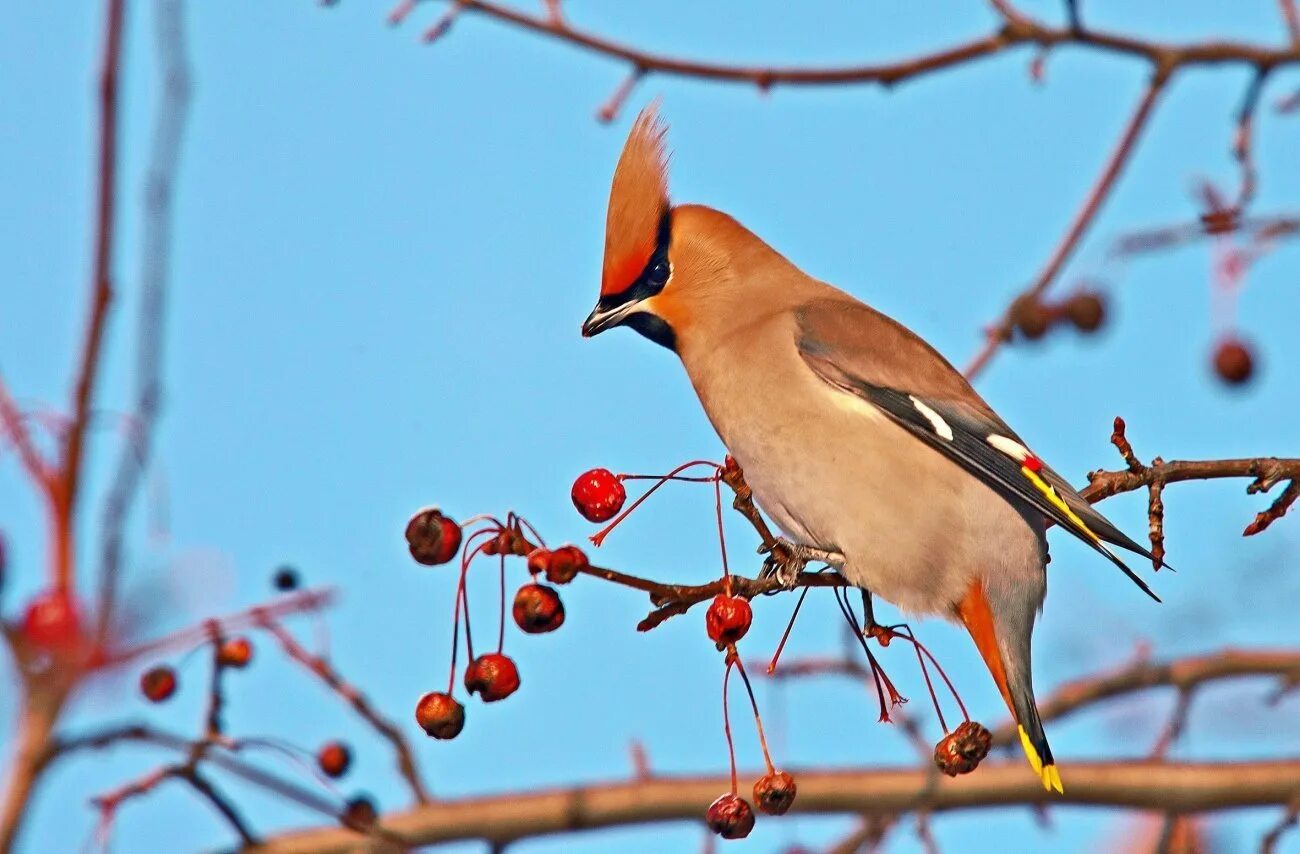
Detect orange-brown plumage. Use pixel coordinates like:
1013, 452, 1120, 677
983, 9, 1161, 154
602, 107, 670, 296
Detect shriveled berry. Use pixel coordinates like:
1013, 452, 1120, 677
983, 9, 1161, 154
217, 636, 253, 668
464, 653, 521, 702
415, 691, 465, 739
405, 507, 463, 566
933, 720, 992, 777
706, 793, 755, 840
317, 741, 352, 778
545, 545, 588, 585
273, 566, 300, 591
140, 665, 178, 703
1010, 294, 1052, 340
1213, 338, 1255, 386
21, 589, 83, 651
1065, 292, 1106, 333
753, 770, 797, 815
571, 468, 627, 523
512, 583, 565, 634
705, 594, 752, 646
341, 795, 377, 831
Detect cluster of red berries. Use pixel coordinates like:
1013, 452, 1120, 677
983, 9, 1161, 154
406, 506, 588, 742
1010, 290, 1107, 341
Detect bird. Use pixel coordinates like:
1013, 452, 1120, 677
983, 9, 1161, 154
581, 108, 1164, 793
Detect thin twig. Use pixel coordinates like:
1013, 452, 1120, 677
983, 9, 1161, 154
255, 615, 432, 804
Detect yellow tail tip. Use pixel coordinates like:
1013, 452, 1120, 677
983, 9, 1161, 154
1018, 726, 1064, 794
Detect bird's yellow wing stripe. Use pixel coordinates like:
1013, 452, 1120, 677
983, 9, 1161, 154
1021, 465, 1100, 544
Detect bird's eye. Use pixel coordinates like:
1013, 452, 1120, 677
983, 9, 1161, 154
647, 260, 670, 287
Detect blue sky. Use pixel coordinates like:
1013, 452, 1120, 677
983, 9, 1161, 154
2, 2, 1298, 852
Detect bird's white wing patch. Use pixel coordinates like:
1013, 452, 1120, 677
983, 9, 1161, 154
986, 434, 1031, 462
908, 396, 954, 441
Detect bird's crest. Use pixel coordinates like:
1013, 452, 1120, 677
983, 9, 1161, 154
602, 106, 670, 296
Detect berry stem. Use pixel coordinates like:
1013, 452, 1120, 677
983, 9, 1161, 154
497, 552, 506, 654
713, 477, 732, 596
891, 624, 970, 722
768, 586, 811, 675
731, 654, 776, 774
721, 657, 739, 795
589, 460, 721, 547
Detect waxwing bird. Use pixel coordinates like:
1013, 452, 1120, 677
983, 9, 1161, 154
581, 108, 1163, 793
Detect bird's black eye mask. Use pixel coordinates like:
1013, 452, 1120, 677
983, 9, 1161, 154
592, 209, 676, 351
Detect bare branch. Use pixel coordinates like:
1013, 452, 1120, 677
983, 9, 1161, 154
245, 759, 1300, 853
97, 0, 192, 646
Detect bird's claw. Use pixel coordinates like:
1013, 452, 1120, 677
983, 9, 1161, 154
758, 538, 819, 590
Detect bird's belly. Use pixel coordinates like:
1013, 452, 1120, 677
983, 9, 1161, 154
690, 350, 1039, 616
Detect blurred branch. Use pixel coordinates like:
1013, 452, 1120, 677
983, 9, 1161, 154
246, 758, 1300, 853
1281, 0, 1300, 47
963, 72, 1168, 378
58, 0, 127, 590
97, 0, 192, 646
766, 648, 1300, 752
254, 614, 432, 805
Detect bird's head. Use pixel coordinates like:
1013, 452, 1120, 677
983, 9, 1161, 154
582, 107, 794, 351
581, 106, 678, 349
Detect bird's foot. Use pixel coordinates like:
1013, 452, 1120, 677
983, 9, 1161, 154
758, 538, 842, 590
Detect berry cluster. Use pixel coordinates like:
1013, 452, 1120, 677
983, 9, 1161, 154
406, 507, 584, 741
1010, 290, 1107, 342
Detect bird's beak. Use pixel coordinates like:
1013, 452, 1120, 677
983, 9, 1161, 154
581, 299, 641, 337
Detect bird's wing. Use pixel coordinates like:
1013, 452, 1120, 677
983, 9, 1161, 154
794, 297, 1161, 601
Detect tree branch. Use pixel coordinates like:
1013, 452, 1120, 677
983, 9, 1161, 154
963, 71, 1169, 378
97, 0, 192, 646
245, 758, 1300, 853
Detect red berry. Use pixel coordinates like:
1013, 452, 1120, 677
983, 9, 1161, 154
1010, 294, 1052, 340
933, 720, 992, 777
1213, 338, 1255, 386
317, 741, 352, 778
545, 545, 588, 585
753, 770, 797, 815
512, 583, 565, 634
217, 636, 253, 668
21, 589, 83, 651
705, 793, 755, 840
705, 594, 752, 646
1065, 291, 1106, 333
463, 653, 521, 702
405, 507, 463, 566
571, 468, 626, 522
415, 691, 466, 739
140, 665, 178, 703
341, 795, 377, 831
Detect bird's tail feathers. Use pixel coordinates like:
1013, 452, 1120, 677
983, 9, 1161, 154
956, 580, 1063, 794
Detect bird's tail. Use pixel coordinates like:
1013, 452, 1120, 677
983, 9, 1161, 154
956, 581, 1063, 794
